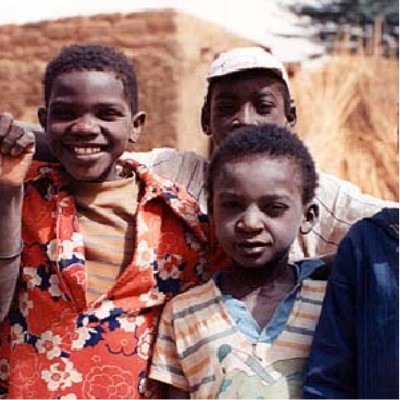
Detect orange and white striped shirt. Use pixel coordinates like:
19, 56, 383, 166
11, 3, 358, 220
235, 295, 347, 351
150, 261, 326, 399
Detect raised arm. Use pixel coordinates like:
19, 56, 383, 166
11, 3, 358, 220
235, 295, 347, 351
0, 113, 35, 321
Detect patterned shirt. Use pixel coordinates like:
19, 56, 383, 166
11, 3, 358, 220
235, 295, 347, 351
150, 260, 327, 399
0, 159, 214, 399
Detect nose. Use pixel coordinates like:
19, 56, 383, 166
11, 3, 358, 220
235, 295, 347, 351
236, 205, 263, 233
232, 104, 254, 129
70, 114, 100, 135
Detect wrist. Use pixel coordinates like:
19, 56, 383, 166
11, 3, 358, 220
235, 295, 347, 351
0, 187, 23, 256
0, 241, 23, 260
1, 185, 23, 197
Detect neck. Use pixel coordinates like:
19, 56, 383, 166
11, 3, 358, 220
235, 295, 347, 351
232, 260, 288, 284
61, 163, 124, 184
220, 256, 294, 297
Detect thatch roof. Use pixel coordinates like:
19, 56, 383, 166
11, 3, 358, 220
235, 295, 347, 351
292, 55, 398, 201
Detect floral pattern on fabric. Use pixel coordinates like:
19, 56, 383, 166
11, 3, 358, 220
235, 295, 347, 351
0, 159, 216, 399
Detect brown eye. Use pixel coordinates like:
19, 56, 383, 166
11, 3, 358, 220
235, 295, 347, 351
256, 102, 274, 114
98, 108, 125, 121
49, 106, 76, 121
264, 203, 288, 217
220, 200, 240, 209
216, 103, 236, 116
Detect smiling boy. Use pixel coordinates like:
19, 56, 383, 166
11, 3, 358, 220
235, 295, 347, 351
38, 69, 143, 181
0, 44, 212, 399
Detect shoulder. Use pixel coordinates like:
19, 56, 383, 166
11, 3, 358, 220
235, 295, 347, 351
122, 147, 179, 167
347, 207, 399, 243
296, 258, 330, 281
149, 149, 208, 191
318, 172, 397, 209
316, 172, 398, 230
126, 148, 209, 212
368, 207, 398, 233
165, 280, 217, 314
122, 148, 207, 171
131, 162, 209, 243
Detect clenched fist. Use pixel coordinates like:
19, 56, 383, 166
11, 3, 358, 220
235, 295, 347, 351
0, 113, 35, 188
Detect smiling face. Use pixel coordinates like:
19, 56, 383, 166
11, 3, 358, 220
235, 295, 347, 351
39, 70, 144, 182
207, 70, 292, 146
212, 155, 311, 269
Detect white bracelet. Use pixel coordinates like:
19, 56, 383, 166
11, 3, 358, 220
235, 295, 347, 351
0, 241, 23, 260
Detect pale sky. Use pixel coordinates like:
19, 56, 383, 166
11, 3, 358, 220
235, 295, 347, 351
2, 0, 321, 61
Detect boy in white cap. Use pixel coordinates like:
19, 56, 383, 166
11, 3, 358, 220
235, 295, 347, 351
199, 46, 396, 261
1, 46, 395, 263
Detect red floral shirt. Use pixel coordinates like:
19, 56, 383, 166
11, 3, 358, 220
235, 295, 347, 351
0, 160, 213, 399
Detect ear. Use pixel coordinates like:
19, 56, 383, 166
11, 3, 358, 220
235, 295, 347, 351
287, 100, 297, 127
201, 103, 212, 136
129, 111, 146, 143
300, 202, 318, 235
37, 107, 47, 129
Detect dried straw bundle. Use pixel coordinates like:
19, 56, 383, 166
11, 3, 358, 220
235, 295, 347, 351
292, 55, 398, 201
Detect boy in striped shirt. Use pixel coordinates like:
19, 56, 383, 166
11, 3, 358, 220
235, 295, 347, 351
150, 123, 328, 399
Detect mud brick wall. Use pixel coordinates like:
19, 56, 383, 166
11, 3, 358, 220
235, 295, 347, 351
0, 10, 254, 155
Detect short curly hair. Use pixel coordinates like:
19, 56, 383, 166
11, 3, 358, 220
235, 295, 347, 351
43, 43, 139, 113
207, 123, 318, 208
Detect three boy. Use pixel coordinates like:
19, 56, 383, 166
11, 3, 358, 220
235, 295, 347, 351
0, 44, 396, 399
15, 46, 395, 261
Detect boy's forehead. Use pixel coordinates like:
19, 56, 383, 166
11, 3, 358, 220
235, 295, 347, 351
213, 155, 303, 195
218, 153, 300, 175
53, 70, 119, 84
210, 70, 286, 100
49, 70, 128, 105
50, 70, 125, 97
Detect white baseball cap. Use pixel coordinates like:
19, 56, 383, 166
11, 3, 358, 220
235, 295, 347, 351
207, 46, 291, 93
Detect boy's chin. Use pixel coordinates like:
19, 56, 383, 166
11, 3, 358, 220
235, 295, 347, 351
64, 168, 119, 183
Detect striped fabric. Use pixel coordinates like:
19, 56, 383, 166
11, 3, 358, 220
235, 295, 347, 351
150, 277, 326, 399
71, 177, 139, 303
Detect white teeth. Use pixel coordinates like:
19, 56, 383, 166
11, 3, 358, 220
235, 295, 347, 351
72, 146, 101, 155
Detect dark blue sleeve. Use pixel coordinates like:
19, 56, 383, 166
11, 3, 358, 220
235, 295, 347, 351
303, 234, 358, 399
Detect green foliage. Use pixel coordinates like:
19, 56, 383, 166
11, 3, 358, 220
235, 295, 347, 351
290, 0, 398, 24
334, 0, 398, 18
287, 0, 398, 57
